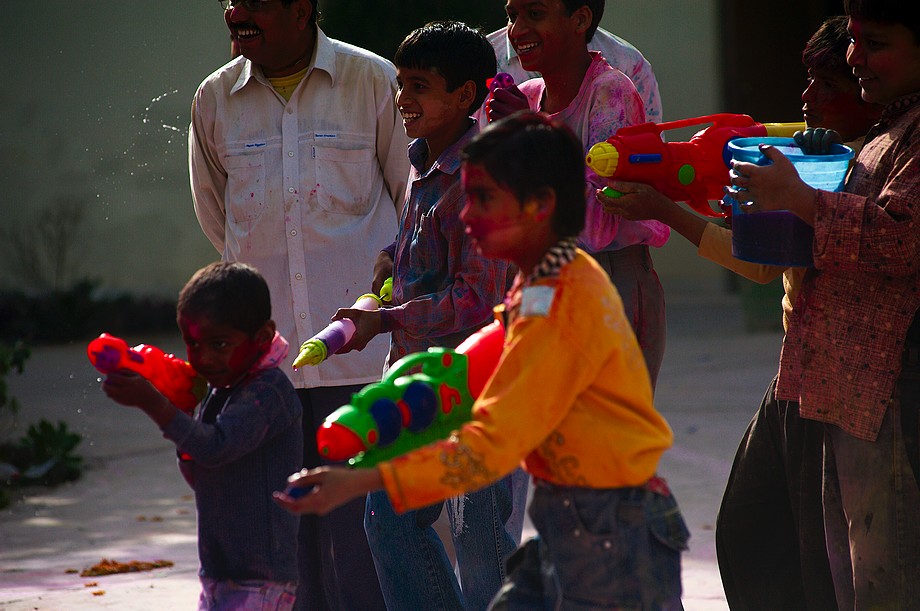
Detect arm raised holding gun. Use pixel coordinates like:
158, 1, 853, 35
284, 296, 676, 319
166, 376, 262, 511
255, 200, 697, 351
284, 320, 503, 499
585, 113, 805, 217
87, 334, 206, 414
292, 278, 393, 369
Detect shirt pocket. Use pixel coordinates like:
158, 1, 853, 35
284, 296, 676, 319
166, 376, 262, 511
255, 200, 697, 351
224, 153, 266, 223
312, 144, 376, 216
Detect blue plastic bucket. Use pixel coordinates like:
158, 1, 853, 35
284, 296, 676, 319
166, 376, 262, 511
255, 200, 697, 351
727, 137, 853, 267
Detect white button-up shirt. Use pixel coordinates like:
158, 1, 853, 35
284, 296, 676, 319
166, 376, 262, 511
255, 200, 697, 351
189, 28, 409, 388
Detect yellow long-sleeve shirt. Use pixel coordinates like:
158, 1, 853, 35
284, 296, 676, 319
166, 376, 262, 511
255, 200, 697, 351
379, 250, 673, 513
697, 223, 803, 332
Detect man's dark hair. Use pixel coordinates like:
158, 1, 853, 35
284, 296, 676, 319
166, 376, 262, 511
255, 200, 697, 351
394, 21, 497, 112
561, 0, 605, 43
281, 0, 318, 26
845, 0, 920, 42
462, 111, 586, 238
803, 16, 854, 76
178, 262, 271, 336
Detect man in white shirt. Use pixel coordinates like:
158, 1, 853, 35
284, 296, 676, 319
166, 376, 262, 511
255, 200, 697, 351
189, 1, 408, 609
488, 24, 662, 123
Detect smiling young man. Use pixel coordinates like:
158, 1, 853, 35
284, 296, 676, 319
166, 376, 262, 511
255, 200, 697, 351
188, 1, 409, 609
486, 0, 669, 390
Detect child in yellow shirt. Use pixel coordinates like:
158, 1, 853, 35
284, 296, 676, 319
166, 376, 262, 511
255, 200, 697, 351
275, 111, 688, 609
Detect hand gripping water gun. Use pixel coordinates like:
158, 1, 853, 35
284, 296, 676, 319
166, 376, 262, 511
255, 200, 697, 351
585, 113, 805, 217
87, 333, 207, 414
484, 72, 515, 123
316, 319, 504, 468
292, 278, 393, 369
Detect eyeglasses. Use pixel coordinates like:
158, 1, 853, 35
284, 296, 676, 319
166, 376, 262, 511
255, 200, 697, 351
219, 0, 279, 12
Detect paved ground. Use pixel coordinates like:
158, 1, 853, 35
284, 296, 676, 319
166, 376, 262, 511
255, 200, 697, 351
0, 295, 783, 610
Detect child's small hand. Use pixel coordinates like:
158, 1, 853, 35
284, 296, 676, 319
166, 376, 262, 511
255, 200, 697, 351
727, 145, 816, 223
273, 466, 382, 516
596, 181, 677, 222
486, 85, 529, 123
102, 370, 168, 410
330, 308, 381, 353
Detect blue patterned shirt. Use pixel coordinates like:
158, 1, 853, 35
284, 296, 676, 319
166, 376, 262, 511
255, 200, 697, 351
379, 121, 514, 365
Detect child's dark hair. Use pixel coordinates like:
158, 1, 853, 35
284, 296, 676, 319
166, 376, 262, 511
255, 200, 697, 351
562, 0, 605, 43
845, 0, 920, 42
803, 16, 855, 76
462, 111, 586, 238
178, 262, 271, 336
394, 21, 497, 112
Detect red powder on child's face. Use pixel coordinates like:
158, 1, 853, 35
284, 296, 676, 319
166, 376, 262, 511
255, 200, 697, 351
459, 163, 528, 264
179, 313, 263, 388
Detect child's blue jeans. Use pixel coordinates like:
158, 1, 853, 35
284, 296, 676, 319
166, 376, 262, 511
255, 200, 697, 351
491, 479, 689, 610
365, 468, 528, 611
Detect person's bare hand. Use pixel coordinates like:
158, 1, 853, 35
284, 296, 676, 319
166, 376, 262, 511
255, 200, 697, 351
485, 85, 529, 123
596, 181, 679, 222
330, 308, 382, 353
726, 145, 816, 222
102, 370, 168, 411
273, 466, 380, 516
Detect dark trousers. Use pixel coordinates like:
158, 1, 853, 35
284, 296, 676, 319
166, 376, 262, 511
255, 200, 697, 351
294, 385, 386, 611
590, 245, 666, 391
715, 377, 836, 610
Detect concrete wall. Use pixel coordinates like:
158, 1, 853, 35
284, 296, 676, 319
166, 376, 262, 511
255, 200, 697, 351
601, 1, 730, 298
1, 1, 227, 297
1, 1, 729, 300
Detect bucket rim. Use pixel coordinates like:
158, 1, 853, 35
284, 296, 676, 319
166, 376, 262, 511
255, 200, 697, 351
727, 136, 854, 162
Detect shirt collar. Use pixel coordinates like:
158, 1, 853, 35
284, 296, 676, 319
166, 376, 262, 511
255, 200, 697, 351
230, 26, 335, 95
864, 91, 920, 143
407, 119, 478, 176
880, 91, 920, 123
524, 237, 578, 285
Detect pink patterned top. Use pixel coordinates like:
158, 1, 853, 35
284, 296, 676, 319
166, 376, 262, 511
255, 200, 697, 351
518, 52, 670, 252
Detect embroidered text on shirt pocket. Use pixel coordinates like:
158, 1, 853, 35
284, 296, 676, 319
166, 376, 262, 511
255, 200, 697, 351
312, 145, 375, 216
224, 153, 266, 222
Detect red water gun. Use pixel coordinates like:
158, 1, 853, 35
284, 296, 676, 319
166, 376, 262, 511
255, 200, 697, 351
87, 334, 206, 414
585, 113, 804, 217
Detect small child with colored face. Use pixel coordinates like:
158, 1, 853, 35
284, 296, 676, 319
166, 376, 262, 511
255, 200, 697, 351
100, 262, 303, 610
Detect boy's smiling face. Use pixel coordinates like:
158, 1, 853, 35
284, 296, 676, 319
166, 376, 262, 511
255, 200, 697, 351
396, 66, 472, 147
848, 18, 920, 105
504, 0, 587, 73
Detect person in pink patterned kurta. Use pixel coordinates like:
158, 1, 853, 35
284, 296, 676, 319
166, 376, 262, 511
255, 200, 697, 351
487, 0, 670, 388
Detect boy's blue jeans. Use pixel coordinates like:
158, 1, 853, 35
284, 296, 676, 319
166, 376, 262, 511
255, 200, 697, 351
365, 468, 528, 611
490, 479, 688, 610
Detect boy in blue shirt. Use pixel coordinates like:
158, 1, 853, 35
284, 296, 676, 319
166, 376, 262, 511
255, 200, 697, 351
329, 21, 527, 611
100, 262, 302, 610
